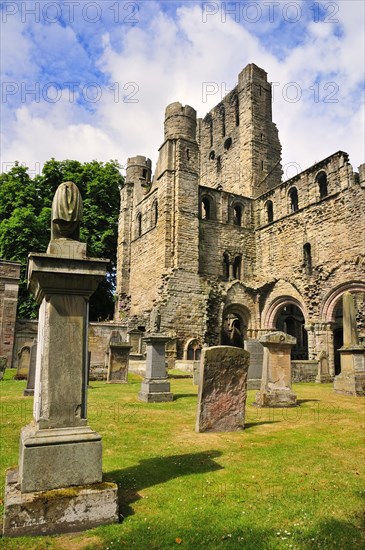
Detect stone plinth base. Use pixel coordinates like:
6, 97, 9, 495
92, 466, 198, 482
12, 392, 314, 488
333, 372, 365, 396
3, 468, 118, 537
19, 424, 102, 493
254, 389, 297, 408
138, 379, 173, 402
23, 388, 35, 396
334, 347, 365, 396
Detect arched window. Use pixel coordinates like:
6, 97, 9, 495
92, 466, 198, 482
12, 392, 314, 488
186, 339, 202, 361
219, 104, 226, 137
152, 200, 158, 226
266, 200, 273, 223
233, 256, 241, 280
289, 187, 299, 212
316, 171, 328, 199
233, 204, 242, 226
201, 197, 211, 220
232, 94, 239, 126
136, 212, 142, 237
223, 253, 230, 281
303, 243, 312, 275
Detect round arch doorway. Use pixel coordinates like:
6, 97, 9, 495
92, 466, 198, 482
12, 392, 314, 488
221, 304, 250, 348
275, 303, 308, 360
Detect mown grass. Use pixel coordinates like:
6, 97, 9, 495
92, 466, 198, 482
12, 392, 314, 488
0, 369, 364, 549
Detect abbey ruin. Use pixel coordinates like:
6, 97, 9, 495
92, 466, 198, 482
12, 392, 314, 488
115, 63, 365, 379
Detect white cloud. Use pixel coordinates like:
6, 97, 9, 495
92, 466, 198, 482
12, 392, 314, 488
1, 1, 364, 178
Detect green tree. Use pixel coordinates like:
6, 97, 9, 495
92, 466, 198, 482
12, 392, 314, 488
0, 159, 123, 320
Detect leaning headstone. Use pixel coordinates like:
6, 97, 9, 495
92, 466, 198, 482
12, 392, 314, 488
0, 356, 7, 381
315, 351, 332, 384
138, 335, 173, 402
107, 331, 131, 383
196, 346, 249, 432
23, 339, 37, 396
3, 182, 118, 537
254, 331, 297, 407
333, 292, 365, 396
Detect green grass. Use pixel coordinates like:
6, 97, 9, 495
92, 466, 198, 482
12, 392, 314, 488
0, 370, 364, 549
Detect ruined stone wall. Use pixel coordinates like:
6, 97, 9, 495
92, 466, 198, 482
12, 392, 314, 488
14, 319, 128, 369
256, 170, 365, 323
198, 63, 282, 198
198, 186, 255, 280
158, 269, 210, 358
0, 260, 21, 367
255, 151, 356, 227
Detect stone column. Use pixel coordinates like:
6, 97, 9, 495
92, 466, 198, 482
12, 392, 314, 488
19, 253, 109, 492
254, 331, 297, 407
138, 334, 173, 402
3, 181, 118, 537
334, 292, 365, 396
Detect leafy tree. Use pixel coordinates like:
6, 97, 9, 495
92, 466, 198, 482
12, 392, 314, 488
0, 160, 123, 320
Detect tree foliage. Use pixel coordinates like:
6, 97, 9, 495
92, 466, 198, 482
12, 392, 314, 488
0, 159, 123, 320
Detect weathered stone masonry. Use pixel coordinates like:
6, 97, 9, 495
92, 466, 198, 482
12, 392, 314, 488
116, 63, 365, 375
0, 260, 21, 367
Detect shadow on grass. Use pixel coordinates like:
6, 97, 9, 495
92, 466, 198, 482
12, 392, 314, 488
297, 398, 320, 405
173, 393, 197, 400
244, 421, 280, 429
104, 450, 223, 519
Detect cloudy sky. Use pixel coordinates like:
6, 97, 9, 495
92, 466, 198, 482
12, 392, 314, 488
1, 0, 364, 179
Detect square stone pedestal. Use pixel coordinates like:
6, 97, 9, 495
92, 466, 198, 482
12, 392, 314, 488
254, 331, 297, 408
3, 468, 118, 537
333, 347, 365, 396
138, 334, 173, 402
19, 423, 102, 493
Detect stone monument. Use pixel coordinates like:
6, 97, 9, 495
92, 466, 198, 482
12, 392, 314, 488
333, 292, 365, 396
315, 350, 332, 384
196, 346, 250, 432
14, 346, 30, 380
107, 330, 131, 383
23, 339, 37, 396
138, 334, 173, 402
254, 331, 297, 407
3, 182, 118, 537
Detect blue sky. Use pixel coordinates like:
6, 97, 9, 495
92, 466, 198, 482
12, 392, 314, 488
1, 0, 364, 178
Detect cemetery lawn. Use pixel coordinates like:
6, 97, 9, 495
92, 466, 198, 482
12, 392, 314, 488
0, 371, 364, 549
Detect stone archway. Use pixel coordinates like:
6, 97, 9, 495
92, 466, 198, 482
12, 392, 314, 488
321, 282, 365, 375
221, 303, 251, 348
263, 296, 308, 360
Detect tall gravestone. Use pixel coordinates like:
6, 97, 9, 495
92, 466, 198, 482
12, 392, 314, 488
196, 346, 250, 432
107, 330, 131, 383
315, 350, 332, 384
23, 339, 37, 396
3, 182, 118, 537
254, 331, 297, 407
333, 292, 365, 396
